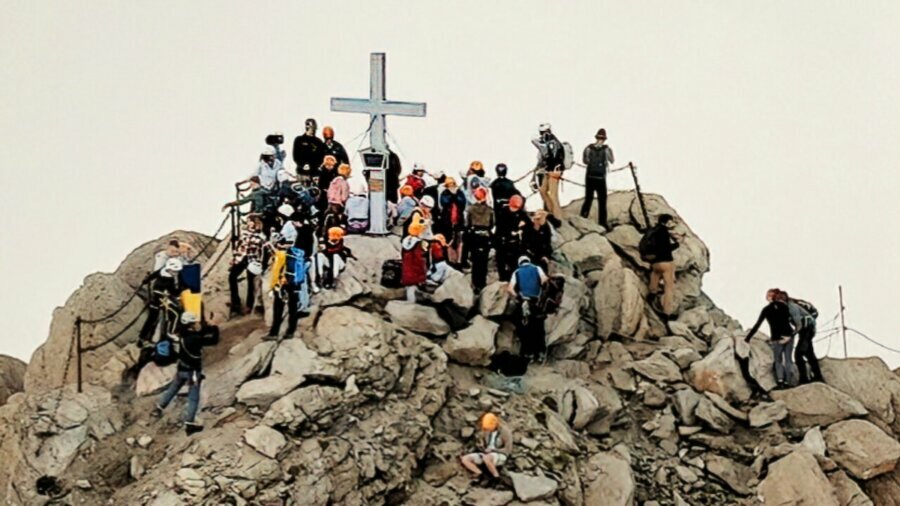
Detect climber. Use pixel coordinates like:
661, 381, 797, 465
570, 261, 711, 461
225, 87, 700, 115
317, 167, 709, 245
745, 289, 796, 389
322, 126, 349, 166
437, 177, 467, 266
581, 128, 615, 228
316, 155, 339, 213
242, 146, 281, 191
466, 187, 495, 291
222, 177, 272, 216
507, 256, 549, 361
402, 195, 435, 238
784, 291, 824, 384
152, 240, 193, 274
138, 256, 184, 344
643, 214, 681, 317
490, 163, 521, 208
403, 164, 428, 199
396, 184, 419, 225
316, 227, 355, 290
495, 195, 530, 282
401, 215, 430, 302
228, 215, 266, 316
522, 210, 553, 273
531, 123, 565, 225
268, 225, 311, 339
265, 131, 287, 164
460, 412, 514, 479
426, 234, 451, 285
292, 118, 326, 185
151, 311, 220, 435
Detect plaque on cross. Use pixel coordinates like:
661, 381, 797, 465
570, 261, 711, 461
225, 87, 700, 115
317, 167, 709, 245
331, 53, 427, 234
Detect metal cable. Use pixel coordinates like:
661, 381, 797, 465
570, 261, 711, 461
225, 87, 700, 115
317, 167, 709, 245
847, 327, 900, 354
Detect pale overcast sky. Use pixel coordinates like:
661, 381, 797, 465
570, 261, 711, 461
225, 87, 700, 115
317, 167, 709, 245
1, 1, 898, 367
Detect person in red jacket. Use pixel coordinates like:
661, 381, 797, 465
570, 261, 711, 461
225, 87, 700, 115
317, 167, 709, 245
401, 216, 429, 302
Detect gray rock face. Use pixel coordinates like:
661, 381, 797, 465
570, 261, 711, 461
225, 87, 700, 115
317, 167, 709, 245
695, 396, 735, 433
508, 472, 558, 502
559, 232, 616, 273
824, 419, 900, 480
581, 448, 634, 506
236, 339, 340, 407
385, 301, 451, 336
630, 351, 683, 383
749, 400, 788, 428
821, 357, 900, 434
592, 258, 644, 339
687, 338, 753, 403
771, 383, 868, 427
443, 316, 497, 366
243, 425, 287, 459
0, 355, 26, 406
758, 451, 839, 506
705, 454, 755, 495
829, 470, 874, 506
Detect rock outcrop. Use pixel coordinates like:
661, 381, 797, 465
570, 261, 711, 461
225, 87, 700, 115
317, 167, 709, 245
0, 355, 26, 406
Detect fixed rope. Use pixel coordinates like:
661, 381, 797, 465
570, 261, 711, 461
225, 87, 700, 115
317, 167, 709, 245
846, 327, 900, 354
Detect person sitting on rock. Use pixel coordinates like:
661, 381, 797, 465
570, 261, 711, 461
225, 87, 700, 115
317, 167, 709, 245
401, 216, 430, 302
508, 256, 549, 362
460, 412, 514, 479
228, 215, 266, 316
426, 234, 451, 286
523, 210, 554, 273
495, 195, 530, 282
746, 289, 797, 389
151, 311, 220, 435
138, 254, 184, 345
316, 227, 355, 290
645, 214, 681, 317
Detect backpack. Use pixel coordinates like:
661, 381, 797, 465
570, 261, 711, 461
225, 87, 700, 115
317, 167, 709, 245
346, 195, 369, 234
792, 298, 819, 320
381, 259, 403, 288
538, 276, 566, 315
152, 338, 177, 367
638, 226, 664, 263
562, 141, 574, 170
287, 247, 308, 285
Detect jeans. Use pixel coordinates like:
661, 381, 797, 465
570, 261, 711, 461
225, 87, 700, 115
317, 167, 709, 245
770, 337, 795, 385
158, 369, 201, 423
228, 257, 256, 312
580, 177, 608, 227
795, 325, 823, 383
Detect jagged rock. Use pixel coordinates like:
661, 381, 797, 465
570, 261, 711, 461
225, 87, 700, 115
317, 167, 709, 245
0, 355, 26, 405
559, 232, 616, 273
508, 472, 558, 502
443, 316, 497, 366
686, 338, 752, 403
630, 351, 682, 383
801, 427, 827, 456
749, 400, 788, 427
428, 269, 475, 312
545, 275, 589, 347
137, 434, 153, 448
130, 455, 144, 480
263, 385, 345, 431
695, 396, 734, 433
864, 465, 900, 506
585, 383, 624, 435
829, 470, 874, 506
758, 451, 839, 506
581, 447, 634, 506
821, 357, 900, 434
671, 348, 702, 369
203, 341, 276, 408
136, 362, 177, 396
384, 301, 451, 336
479, 281, 512, 317
703, 392, 748, 421
705, 454, 755, 495
673, 388, 702, 425
592, 258, 644, 338
673, 464, 698, 483
559, 384, 600, 430
823, 419, 900, 480
642, 383, 667, 407
464, 488, 515, 506
771, 383, 868, 427
243, 425, 286, 459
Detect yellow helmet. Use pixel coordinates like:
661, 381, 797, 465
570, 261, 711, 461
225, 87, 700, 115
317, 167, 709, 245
338, 163, 352, 177
408, 217, 427, 237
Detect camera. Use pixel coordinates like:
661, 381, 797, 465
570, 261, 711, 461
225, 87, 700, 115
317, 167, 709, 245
265, 134, 284, 146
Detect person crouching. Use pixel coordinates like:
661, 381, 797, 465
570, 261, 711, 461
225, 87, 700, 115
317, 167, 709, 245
460, 412, 514, 479
316, 227, 354, 290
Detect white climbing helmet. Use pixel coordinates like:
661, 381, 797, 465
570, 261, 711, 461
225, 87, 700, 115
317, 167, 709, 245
538, 123, 552, 133
518, 256, 532, 266
262, 146, 276, 156
247, 260, 263, 276
163, 258, 183, 276
180, 311, 198, 325
277, 203, 294, 218
420, 196, 435, 209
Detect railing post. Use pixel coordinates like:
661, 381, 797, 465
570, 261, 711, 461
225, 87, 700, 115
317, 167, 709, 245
75, 317, 83, 393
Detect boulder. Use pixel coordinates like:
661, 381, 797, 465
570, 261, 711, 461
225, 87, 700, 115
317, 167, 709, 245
464, 488, 515, 506
801, 427, 827, 456
545, 276, 590, 347
686, 338, 752, 403
203, 341, 276, 408
673, 388, 702, 426
243, 425, 287, 459
385, 301, 451, 336
821, 357, 900, 434
558, 232, 616, 273
703, 392, 748, 421
237, 339, 340, 407
0, 355, 26, 405
630, 352, 683, 383
705, 454, 755, 495
824, 419, 900, 480
443, 316, 497, 366
508, 472, 558, 502
864, 465, 900, 506
581, 448, 634, 506
829, 470, 873, 506
559, 384, 600, 430
771, 383, 868, 428
135, 363, 177, 396
758, 451, 839, 506
749, 400, 788, 428
695, 396, 734, 433
592, 259, 644, 339
428, 270, 475, 313
478, 281, 512, 318
114, 230, 217, 290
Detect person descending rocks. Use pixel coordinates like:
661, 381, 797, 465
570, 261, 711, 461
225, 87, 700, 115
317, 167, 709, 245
784, 291, 824, 384
321, 126, 349, 166
396, 184, 419, 225
404, 163, 428, 199
494, 195, 530, 282
151, 311, 220, 435
745, 289, 796, 389
640, 214, 681, 317
490, 163, 521, 209
466, 187, 495, 291
316, 155, 339, 213
138, 254, 184, 345
316, 227, 355, 289
460, 412, 514, 479
426, 234, 451, 286
523, 210, 553, 273
531, 123, 565, 224
581, 128, 615, 228
508, 256, 549, 362
292, 118, 326, 186
401, 216, 430, 302
437, 176, 467, 266
228, 215, 266, 316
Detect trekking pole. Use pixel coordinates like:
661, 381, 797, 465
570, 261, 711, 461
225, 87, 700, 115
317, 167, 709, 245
839, 285, 848, 359
628, 162, 652, 229
75, 317, 83, 393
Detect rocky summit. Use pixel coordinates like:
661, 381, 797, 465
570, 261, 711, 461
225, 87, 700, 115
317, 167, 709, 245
1, 191, 899, 505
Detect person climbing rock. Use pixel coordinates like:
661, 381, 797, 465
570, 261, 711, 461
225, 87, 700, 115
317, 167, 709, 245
138, 256, 184, 344
495, 195, 530, 282
643, 214, 680, 317
784, 291, 824, 384
745, 289, 796, 389
151, 311, 220, 435
508, 256, 549, 362
292, 118, 326, 185
466, 187, 494, 291
268, 235, 310, 340
460, 412, 514, 479
523, 210, 553, 273
531, 123, 565, 225
228, 215, 266, 316
322, 126, 349, 166
581, 128, 614, 228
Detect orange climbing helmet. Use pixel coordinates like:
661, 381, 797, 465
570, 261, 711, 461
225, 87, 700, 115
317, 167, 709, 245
399, 184, 414, 197
323, 126, 335, 140
338, 163, 352, 177
444, 176, 458, 189
469, 160, 484, 172
481, 412, 499, 431
509, 194, 524, 211
408, 216, 427, 237
473, 187, 487, 202
327, 227, 345, 242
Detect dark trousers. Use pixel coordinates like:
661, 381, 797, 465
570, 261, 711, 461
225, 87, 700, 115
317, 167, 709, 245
469, 232, 492, 290
515, 306, 546, 360
580, 177, 608, 227
139, 289, 174, 342
495, 237, 521, 282
269, 285, 300, 338
228, 258, 256, 313
795, 326, 823, 383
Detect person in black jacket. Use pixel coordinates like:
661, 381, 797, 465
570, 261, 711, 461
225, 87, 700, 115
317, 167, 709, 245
745, 289, 796, 389
647, 214, 680, 316
322, 126, 349, 166
490, 163, 521, 208
495, 195, 530, 282
292, 118, 326, 185
138, 257, 183, 344
581, 128, 615, 228
523, 210, 554, 273
151, 312, 220, 435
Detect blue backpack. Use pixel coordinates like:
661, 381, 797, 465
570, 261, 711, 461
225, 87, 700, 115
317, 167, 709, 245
288, 247, 308, 285
153, 339, 176, 367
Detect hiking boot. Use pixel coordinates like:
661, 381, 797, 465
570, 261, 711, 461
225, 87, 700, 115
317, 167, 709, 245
185, 423, 203, 435
150, 406, 163, 419
262, 334, 279, 341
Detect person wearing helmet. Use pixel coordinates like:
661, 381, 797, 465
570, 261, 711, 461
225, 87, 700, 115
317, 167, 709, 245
315, 226, 355, 290
268, 215, 315, 339
404, 164, 428, 199
531, 123, 565, 223
240, 146, 281, 191
466, 187, 495, 291
402, 194, 434, 238
151, 311, 220, 435
322, 126, 349, 166
138, 252, 185, 344
327, 164, 352, 212
292, 118, 326, 185
401, 216, 430, 301
494, 195, 531, 282
228, 215, 266, 316
437, 177, 467, 266
265, 131, 287, 164
490, 163, 521, 207
508, 255, 549, 362
460, 412, 514, 479
396, 184, 419, 226
581, 128, 615, 228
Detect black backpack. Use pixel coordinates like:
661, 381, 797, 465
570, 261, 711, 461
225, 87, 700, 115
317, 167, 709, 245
639, 226, 663, 263
792, 298, 819, 320
381, 259, 403, 288
538, 276, 566, 315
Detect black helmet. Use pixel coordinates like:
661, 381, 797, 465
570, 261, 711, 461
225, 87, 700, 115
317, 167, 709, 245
495, 163, 508, 177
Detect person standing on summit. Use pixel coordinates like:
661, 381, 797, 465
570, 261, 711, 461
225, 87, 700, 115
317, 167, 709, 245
321, 126, 349, 166
292, 118, 326, 186
581, 128, 615, 229
531, 123, 565, 224
745, 289, 796, 389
